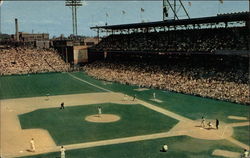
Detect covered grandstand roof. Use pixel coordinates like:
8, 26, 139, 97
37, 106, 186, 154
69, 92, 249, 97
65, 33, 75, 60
91, 12, 250, 30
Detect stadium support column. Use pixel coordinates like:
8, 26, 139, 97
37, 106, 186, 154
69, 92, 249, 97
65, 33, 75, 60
66, 47, 69, 63
247, 17, 250, 50
15, 18, 19, 42
97, 29, 99, 43
163, 0, 190, 21
163, 0, 168, 21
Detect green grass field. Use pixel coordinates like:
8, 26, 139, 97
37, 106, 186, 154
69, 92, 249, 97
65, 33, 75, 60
1, 72, 249, 158
19, 103, 178, 145
0, 73, 104, 99
20, 136, 242, 158
233, 126, 250, 146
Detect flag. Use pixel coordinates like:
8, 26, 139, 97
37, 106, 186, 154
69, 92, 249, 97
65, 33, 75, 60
0, 0, 3, 6
141, 8, 145, 12
105, 13, 109, 17
219, 0, 223, 4
188, 1, 192, 6
122, 10, 126, 14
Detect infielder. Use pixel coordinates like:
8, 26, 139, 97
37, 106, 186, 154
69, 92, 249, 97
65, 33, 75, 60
207, 122, 213, 129
132, 94, 136, 101
98, 106, 102, 117
30, 138, 35, 152
201, 116, 205, 128
61, 146, 66, 158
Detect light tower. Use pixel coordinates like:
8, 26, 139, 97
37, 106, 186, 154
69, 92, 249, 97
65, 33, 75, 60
163, 0, 190, 21
0, 0, 3, 34
65, 0, 82, 37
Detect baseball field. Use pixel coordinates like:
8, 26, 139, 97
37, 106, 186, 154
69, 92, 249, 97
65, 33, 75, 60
0, 72, 249, 158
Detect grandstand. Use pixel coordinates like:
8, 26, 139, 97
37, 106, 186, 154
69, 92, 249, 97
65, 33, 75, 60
84, 12, 250, 105
0, 47, 70, 75
90, 12, 249, 54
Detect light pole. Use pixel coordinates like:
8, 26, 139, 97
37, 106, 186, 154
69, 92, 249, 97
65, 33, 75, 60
0, 0, 3, 34
65, 0, 82, 37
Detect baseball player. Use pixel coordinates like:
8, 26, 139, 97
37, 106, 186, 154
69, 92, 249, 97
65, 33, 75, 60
132, 94, 136, 101
30, 138, 35, 152
201, 116, 205, 128
60, 146, 66, 158
60, 102, 65, 109
160, 144, 168, 152
98, 106, 102, 117
207, 122, 213, 129
215, 119, 219, 130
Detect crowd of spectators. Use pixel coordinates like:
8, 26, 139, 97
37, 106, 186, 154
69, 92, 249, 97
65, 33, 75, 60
0, 47, 70, 75
93, 27, 249, 52
84, 60, 249, 105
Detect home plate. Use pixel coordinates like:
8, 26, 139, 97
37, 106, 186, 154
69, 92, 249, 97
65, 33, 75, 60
19, 150, 23, 153
150, 99, 163, 103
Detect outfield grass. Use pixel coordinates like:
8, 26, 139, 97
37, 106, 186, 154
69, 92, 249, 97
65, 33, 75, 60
233, 126, 250, 146
19, 136, 242, 158
0, 73, 104, 99
19, 103, 178, 145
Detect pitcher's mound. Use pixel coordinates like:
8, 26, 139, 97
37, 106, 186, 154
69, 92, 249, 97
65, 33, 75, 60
85, 114, 120, 123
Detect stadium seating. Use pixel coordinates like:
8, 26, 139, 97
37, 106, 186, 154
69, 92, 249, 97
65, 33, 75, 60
0, 48, 70, 75
93, 27, 249, 52
84, 59, 249, 105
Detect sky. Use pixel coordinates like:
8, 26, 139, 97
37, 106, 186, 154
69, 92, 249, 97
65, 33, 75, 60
0, 0, 249, 37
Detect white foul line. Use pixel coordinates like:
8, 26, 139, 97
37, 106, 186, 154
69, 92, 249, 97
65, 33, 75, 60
68, 73, 112, 93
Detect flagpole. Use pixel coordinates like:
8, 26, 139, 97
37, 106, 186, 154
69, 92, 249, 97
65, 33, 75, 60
140, 11, 142, 22
122, 12, 124, 24
0, 5, 1, 34
105, 12, 108, 26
